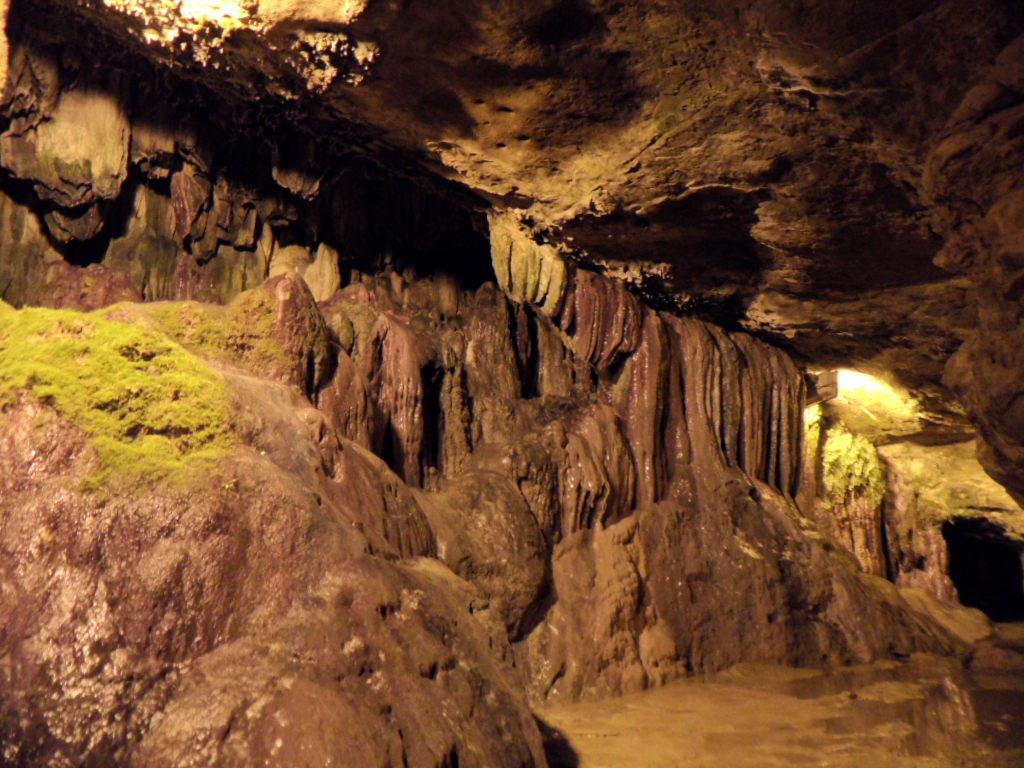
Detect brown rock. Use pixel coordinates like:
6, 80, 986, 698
3, 4, 1022, 760
25, 260, 141, 310
0, 346, 546, 767
417, 471, 548, 639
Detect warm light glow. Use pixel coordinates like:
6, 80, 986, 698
837, 369, 902, 402
101, 0, 250, 41
812, 368, 922, 440
177, 0, 249, 23
98, 0, 373, 84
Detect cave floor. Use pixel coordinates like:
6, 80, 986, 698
537, 648, 1024, 768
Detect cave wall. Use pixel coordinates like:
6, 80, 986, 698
0, 6, 493, 313
800, 394, 1024, 624
0, 5, 1001, 767
926, 34, 1024, 505
4, 0, 1023, 500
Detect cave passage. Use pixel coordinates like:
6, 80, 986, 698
943, 517, 1024, 622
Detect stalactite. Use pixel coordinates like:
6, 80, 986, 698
667, 316, 803, 497
488, 210, 568, 317
533, 310, 577, 398
670, 317, 725, 476
436, 357, 474, 480
618, 309, 671, 507
734, 334, 769, 482
568, 268, 643, 372
558, 405, 637, 537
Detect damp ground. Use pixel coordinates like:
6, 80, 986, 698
537, 630, 1024, 768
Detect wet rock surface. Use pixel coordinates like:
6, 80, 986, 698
9, 0, 1021, 438
0, 312, 546, 767
539, 653, 1024, 768
1, 1, 1024, 766
0, 0, 1020, 489
0, 240, 977, 765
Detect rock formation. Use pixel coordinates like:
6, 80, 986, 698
0, 1, 1022, 766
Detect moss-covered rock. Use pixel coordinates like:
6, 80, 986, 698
112, 275, 333, 397
131, 289, 287, 379
0, 302, 233, 486
879, 440, 1024, 536
822, 422, 885, 510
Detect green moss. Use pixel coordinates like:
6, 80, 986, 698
804, 402, 823, 475
822, 423, 885, 510
109, 286, 287, 375
805, 402, 823, 436
878, 441, 1024, 536
0, 305, 233, 487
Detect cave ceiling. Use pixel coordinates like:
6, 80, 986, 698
5, 0, 1024, 485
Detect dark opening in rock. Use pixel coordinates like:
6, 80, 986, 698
943, 517, 1024, 622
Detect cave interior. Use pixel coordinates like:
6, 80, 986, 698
1, 0, 1024, 766
944, 517, 1024, 623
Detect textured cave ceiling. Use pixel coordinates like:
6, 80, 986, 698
4, 0, 1024, 493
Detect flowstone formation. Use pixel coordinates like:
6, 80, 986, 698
0, 264, 964, 766
1, 1, 1023, 766
1, 0, 1022, 487
801, 372, 1024, 630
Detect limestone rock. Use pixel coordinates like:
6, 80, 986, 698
0, 302, 547, 768
0, 0, 8, 90
268, 243, 311, 277
0, 68, 130, 241
4, 0, 1021, 432
304, 242, 341, 302
256, 0, 370, 27
28, 260, 141, 310
2, 85, 129, 207
1, 3, 1021, 762
417, 471, 548, 639
490, 211, 568, 317
881, 440, 1024, 601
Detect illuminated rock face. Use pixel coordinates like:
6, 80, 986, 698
4, 0, 1023, 464
0, 271, 963, 766
0, 1, 1022, 766
801, 372, 1024, 612
18, 3, 1022, 360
